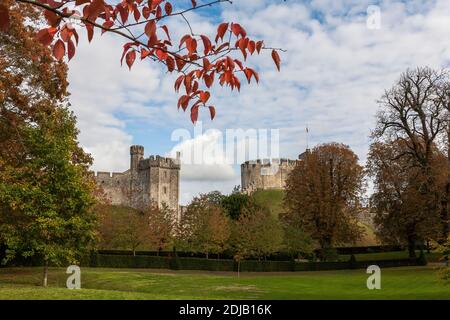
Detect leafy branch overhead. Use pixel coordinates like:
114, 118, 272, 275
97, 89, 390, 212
0, 0, 284, 123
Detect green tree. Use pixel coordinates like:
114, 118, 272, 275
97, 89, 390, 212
0, 6, 96, 286
176, 194, 231, 258
221, 191, 250, 220
231, 201, 283, 262
279, 212, 313, 260
0, 108, 97, 286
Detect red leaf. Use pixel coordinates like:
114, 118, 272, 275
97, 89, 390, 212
200, 35, 211, 55
145, 20, 156, 38
86, 24, 94, 42
53, 39, 65, 61
143, 7, 151, 19
126, 50, 136, 70
187, 38, 197, 54
44, 9, 60, 27
164, 2, 172, 15
36, 28, 56, 46
174, 75, 184, 92
247, 40, 255, 55
208, 106, 216, 120
175, 56, 186, 71
161, 25, 171, 40
231, 23, 246, 38
67, 39, 75, 60
0, 5, 9, 32
216, 22, 229, 42
156, 5, 162, 19
166, 56, 175, 72
190, 105, 199, 124
155, 49, 168, 61
191, 0, 197, 8
141, 48, 151, 59
256, 40, 263, 54
102, 20, 114, 34
271, 49, 281, 71
199, 91, 210, 104
86, 0, 105, 21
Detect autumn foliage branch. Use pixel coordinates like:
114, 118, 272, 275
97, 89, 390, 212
0, 0, 283, 123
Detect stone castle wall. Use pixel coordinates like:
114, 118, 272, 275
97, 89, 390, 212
93, 146, 180, 216
241, 159, 298, 193
241, 151, 309, 193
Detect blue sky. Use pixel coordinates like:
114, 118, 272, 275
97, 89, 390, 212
67, 0, 450, 204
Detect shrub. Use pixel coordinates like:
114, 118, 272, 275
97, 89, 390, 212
417, 250, 427, 266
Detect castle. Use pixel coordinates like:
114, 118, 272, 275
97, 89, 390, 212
241, 150, 309, 193
93, 145, 180, 215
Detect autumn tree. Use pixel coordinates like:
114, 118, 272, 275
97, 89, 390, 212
98, 205, 153, 255
373, 67, 450, 242
146, 202, 175, 253
284, 143, 364, 259
0, 4, 96, 287
0, 0, 282, 123
176, 194, 231, 258
367, 139, 447, 258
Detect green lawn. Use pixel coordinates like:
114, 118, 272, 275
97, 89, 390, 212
0, 266, 448, 300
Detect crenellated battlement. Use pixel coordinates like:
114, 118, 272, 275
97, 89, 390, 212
138, 155, 180, 170
241, 158, 298, 169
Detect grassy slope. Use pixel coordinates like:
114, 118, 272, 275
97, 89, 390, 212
252, 190, 379, 245
0, 266, 448, 300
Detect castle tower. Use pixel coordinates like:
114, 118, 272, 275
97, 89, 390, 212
130, 145, 144, 171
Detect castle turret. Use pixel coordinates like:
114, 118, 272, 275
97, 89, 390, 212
130, 145, 144, 171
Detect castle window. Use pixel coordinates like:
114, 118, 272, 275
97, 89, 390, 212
163, 186, 167, 194
164, 171, 167, 178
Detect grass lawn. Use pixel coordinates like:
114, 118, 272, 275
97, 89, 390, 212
0, 266, 448, 300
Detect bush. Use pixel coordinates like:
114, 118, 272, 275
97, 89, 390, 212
437, 266, 450, 283
417, 250, 427, 266
348, 254, 357, 269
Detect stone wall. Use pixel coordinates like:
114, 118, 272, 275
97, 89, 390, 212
241, 158, 298, 193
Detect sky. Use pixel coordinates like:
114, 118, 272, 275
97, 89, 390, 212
67, 0, 450, 204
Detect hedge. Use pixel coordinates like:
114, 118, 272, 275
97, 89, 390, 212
82, 253, 424, 272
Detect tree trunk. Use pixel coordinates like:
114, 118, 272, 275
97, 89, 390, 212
407, 235, 416, 259
43, 261, 48, 287
237, 260, 240, 278
133, 249, 136, 256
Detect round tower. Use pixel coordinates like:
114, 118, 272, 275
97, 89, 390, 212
130, 145, 144, 171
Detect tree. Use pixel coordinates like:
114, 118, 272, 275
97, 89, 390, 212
146, 203, 175, 253
279, 212, 313, 260
0, 0, 282, 123
373, 67, 449, 242
98, 205, 153, 255
284, 143, 364, 258
367, 139, 446, 258
230, 201, 283, 262
0, 108, 97, 286
221, 191, 250, 220
0, 6, 96, 287
177, 194, 231, 258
